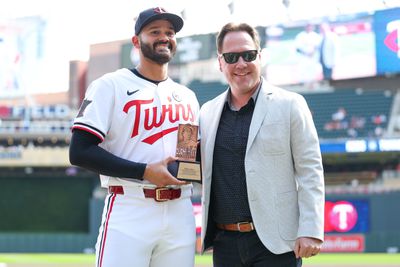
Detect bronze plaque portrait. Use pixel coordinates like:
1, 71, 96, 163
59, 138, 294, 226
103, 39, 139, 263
168, 124, 201, 183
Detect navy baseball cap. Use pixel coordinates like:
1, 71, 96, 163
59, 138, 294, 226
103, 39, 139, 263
135, 7, 184, 35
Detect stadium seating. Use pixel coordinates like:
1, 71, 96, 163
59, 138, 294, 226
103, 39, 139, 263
324, 171, 378, 186
188, 80, 227, 105
188, 81, 395, 140
303, 89, 394, 139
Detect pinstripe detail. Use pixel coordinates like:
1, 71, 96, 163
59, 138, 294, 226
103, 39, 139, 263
97, 193, 117, 267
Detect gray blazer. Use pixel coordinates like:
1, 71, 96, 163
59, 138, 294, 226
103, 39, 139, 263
199, 79, 325, 254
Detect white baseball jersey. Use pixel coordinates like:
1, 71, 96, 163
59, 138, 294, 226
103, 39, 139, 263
72, 68, 199, 188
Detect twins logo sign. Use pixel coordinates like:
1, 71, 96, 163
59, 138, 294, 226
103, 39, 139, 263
384, 20, 400, 55
329, 201, 358, 232
324, 200, 369, 233
374, 8, 400, 74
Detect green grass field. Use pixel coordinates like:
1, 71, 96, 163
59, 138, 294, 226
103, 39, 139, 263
0, 253, 399, 266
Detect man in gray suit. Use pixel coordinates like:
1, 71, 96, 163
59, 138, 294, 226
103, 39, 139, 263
199, 22, 325, 266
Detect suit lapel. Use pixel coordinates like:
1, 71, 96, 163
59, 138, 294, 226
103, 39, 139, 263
208, 90, 228, 136
204, 90, 229, 178
247, 84, 272, 152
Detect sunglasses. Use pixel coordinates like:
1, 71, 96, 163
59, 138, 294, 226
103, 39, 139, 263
221, 50, 258, 64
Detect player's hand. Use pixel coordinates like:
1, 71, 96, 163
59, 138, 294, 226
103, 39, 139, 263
294, 237, 323, 258
142, 156, 187, 187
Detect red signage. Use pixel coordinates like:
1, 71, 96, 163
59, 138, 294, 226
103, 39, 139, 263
193, 203, 202, 235
322, 234, 365, 252
328, 200, 358, 232
325, 200, 366, 233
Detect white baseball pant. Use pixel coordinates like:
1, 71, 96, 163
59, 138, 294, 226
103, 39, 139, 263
95, 184, 196, 267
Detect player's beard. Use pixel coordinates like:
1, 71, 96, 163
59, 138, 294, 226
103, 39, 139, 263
140, 40, 176, 65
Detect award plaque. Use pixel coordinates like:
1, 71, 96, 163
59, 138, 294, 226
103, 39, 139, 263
168, 124, 201, 183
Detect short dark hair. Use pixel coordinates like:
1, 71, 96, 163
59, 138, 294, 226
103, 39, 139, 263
216, 22, 261, 54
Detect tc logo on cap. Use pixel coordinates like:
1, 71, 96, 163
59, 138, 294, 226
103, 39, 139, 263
153, 7, 166, 14
135, 7, 184, 35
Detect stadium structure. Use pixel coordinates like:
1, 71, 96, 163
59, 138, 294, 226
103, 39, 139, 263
0, 5, 400, 254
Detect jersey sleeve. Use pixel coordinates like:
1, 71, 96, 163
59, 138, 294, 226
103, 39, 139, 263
72, 77, 115, 141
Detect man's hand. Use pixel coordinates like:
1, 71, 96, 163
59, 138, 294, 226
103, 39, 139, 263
294, 237, 323, 258
143, 156, 187, 187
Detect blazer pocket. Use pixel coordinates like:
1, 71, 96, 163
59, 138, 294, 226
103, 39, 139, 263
258, 122, 287, 155
275, 190, 299, 241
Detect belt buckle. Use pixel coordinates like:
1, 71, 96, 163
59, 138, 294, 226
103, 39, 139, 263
237, 221, 254, 232
155, 187, 169, 202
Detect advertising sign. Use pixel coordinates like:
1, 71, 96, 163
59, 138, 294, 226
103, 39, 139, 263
264, 14, 376, 85
322, 234, 365, 252
325, 199, 369, 233
374, 8, 400, 75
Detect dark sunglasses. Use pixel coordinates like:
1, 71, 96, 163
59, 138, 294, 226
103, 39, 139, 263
221, 50, 258, 64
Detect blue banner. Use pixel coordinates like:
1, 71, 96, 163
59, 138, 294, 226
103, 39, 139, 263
374, 8, 400, 74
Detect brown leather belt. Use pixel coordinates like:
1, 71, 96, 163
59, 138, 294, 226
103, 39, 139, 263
216, 221, 255, 232
108, 186, 181, 202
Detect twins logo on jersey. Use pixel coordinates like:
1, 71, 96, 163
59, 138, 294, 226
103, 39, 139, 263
122, 92, 196, 145
76, 86, 197, 145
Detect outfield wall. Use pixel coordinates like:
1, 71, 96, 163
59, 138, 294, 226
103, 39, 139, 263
0, 178, 399, 252
326, 191, 400, 253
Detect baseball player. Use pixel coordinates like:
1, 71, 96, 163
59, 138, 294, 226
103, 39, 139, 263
69, 7, 199, 267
